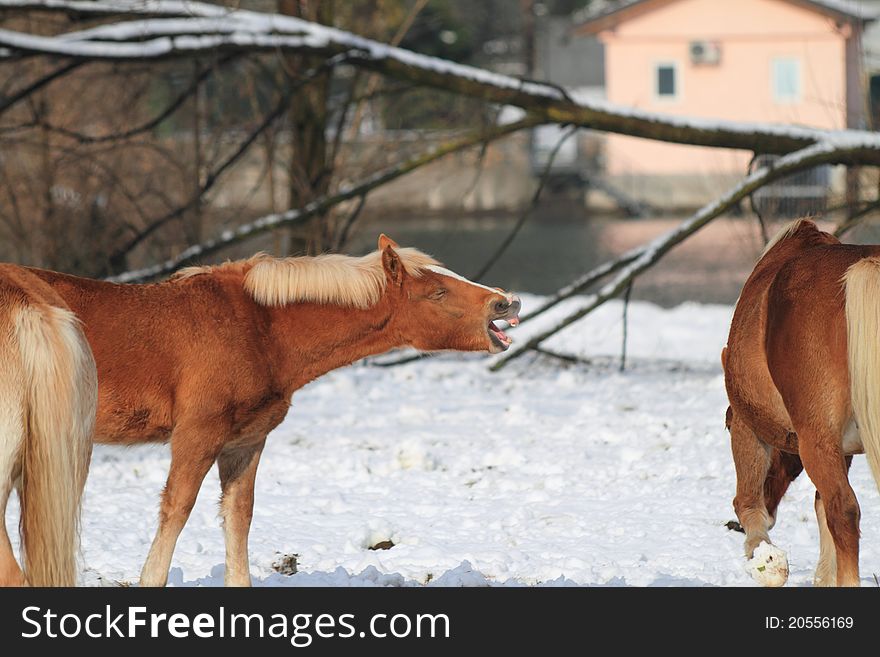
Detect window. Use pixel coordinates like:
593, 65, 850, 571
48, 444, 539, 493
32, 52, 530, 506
772, 57, 801, 103
655, 63, 678, 100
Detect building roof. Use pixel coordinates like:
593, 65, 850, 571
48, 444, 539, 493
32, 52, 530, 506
573, 0, 879, 34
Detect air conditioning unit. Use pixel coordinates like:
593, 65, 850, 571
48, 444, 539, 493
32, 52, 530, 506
689, 40, 721, 66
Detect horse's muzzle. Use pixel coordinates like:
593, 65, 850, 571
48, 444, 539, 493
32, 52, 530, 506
493, 295, 522, 325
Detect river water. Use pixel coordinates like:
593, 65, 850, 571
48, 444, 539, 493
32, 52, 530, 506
351, 207, 776, 307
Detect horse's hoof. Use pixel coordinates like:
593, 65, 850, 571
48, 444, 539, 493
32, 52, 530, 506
813, 574, 836, 587
745, 541, 789, 587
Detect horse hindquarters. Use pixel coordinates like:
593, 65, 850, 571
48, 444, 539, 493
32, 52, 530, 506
0, 281, 96, 586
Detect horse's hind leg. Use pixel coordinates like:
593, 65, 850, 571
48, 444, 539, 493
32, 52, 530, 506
813, 491, 836, 586
0, 325, 26, 587
0, 476, 26, 587
813, 456, 853, 587
727, 448, 801, 533
729, 412, 789, 586
217, 440, 265, 587
140, 426, 221, 587
764, 449, 803, 529
0, 434, 25, 586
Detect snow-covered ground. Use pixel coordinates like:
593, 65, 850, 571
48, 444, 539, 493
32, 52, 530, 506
6, 296, 879, 586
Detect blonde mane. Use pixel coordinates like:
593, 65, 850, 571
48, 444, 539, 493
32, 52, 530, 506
175, 248, 440, 309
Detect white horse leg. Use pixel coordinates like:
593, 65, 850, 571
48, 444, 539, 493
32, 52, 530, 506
0, 348, 26, 587
813, 454, 852, 587
0, 478, 25, 586
813, 492, 837, 587
0, 426, 25, 586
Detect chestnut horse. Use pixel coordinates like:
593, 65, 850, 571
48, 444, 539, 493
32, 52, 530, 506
724, 219, 880, 587
0, 265, 96, 586
29, 234, 520, 587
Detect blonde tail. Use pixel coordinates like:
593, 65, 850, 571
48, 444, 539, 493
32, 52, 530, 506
844, 257, 880, 492
14, 304, 96, 586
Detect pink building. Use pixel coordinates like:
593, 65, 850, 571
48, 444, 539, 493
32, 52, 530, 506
574, 0, 874, 205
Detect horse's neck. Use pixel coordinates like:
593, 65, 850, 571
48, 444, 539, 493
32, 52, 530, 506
267, 298, 398, 391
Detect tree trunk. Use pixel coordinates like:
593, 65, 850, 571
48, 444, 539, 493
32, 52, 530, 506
279, 0, 334, 256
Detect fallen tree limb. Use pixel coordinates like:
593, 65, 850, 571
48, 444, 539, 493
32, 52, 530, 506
492, 139, 874, 370
518, 249, 641, 324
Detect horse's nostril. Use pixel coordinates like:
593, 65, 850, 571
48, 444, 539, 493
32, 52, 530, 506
494, 300, 510, 314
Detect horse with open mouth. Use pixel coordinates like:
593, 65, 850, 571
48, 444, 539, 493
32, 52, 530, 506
30, 234, 520, 586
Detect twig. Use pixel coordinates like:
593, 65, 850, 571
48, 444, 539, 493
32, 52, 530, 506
620, 282, 632, 372
518, 250, 641, 324
532, 346, 592, 366
341, 0, 429, 147
459, 120, 493, 206
34, 53, 237, 143
332, 192, 368, 251
110, 116, 543, 282
104, 57, 341, 271
747, 153, 770, 244
0, 60, 82, 114
471, 125, 577, 280
834, 196, 880, 238
104, 89, 289, 270
370, 352, 429, 368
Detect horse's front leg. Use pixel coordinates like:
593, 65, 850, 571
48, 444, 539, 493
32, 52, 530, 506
139, 423, 222, 587
217, 439, 266, 587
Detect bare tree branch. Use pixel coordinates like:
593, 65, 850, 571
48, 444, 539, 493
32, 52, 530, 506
110, 115, 544, 282
103, 87, 289, 270
1, 2, 877, 157
471, 125, 577, 280
341, 0, 429, 149
331, 191, 367, 252
102, 55, 342, 271
834, 197, 880, 237
492, 140, 875, 370
0, 60, 82, 114
0, 0, 224, 19
33, 53, 237, 143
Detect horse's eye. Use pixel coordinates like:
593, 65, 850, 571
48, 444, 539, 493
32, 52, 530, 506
429, 288, 448, 301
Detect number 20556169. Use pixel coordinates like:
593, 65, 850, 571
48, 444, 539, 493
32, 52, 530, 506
765, 616, 853, 630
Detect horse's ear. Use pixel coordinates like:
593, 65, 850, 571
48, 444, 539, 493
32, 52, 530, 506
378, 234, 400, 251
382, 244, 405, 287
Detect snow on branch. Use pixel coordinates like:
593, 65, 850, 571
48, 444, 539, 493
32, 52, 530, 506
2, 0, 878, 155
492, 140, 878, 370
0, 0, 227, 18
